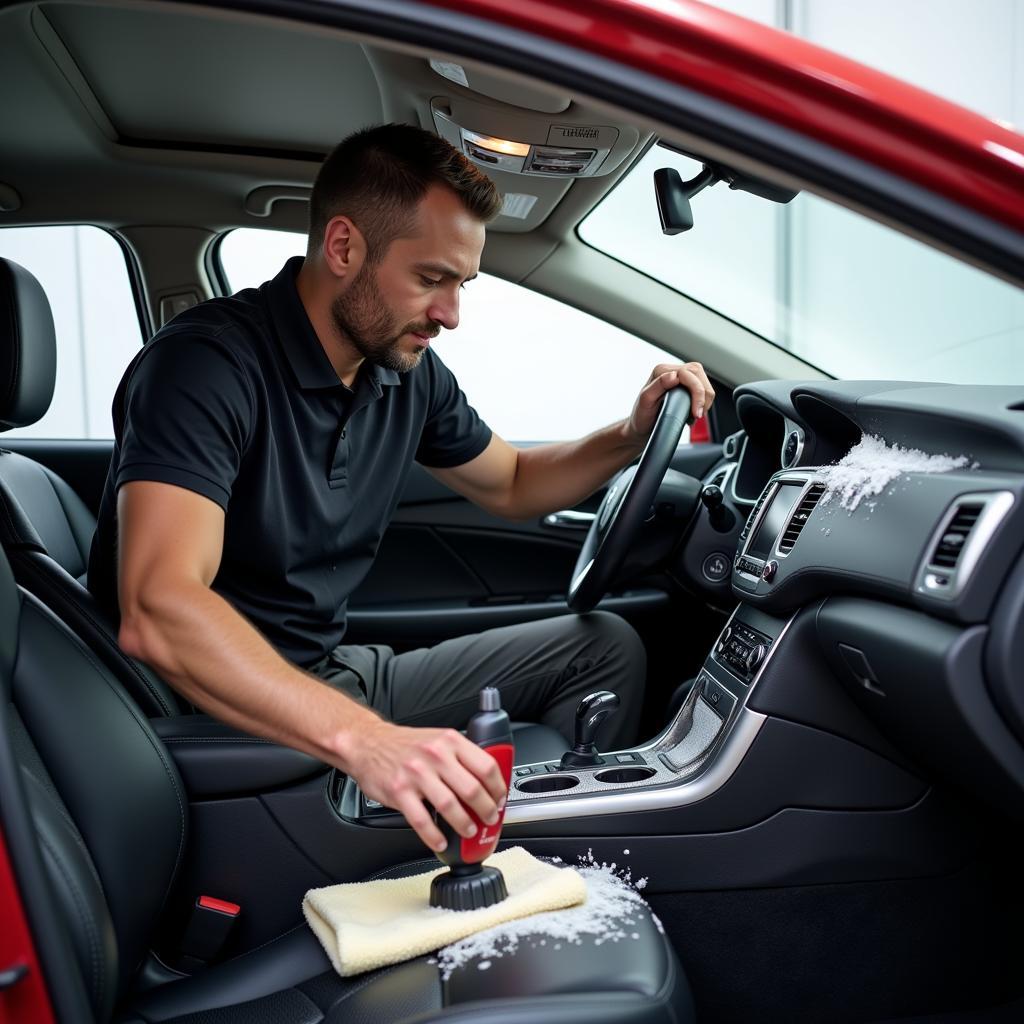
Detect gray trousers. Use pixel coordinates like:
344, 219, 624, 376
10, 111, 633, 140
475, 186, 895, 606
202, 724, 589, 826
308, 611, 646, 750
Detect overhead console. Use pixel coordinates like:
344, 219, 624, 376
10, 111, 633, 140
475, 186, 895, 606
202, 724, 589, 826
425, 58, 640, 182
429, 93, 641, 233
363, 46, 649, 234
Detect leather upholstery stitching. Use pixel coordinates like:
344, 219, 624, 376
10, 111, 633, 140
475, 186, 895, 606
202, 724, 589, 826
0, 481, 41, 551
656, 938, 681, 1024
40, 466, 87, 575
320, 961, 407, 1013
363, 857, 439, 882
37, 828, 102, 1006
163, 737, 274, 744
17, 556, 175, 717
23, 594, 188, 900
23, 767, 106, 896
229, 920, 306, 959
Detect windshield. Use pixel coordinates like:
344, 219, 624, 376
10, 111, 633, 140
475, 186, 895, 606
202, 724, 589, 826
579, 145, 1024, 383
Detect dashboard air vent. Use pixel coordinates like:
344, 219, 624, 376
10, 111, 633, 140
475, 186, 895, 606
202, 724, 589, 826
778, 483, 826, 554
929, 502, 984, 569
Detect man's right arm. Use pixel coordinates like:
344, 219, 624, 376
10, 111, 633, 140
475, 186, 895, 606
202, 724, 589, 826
116, 480, 506, 852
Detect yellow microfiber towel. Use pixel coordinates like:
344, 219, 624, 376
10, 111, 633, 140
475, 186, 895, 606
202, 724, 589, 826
302, 846, 587, 977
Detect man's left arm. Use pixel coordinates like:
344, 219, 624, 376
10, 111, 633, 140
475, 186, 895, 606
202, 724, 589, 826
428, 362, 714, 520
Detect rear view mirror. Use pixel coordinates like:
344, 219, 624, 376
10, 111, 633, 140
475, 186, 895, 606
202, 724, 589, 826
654, 146, 798, 235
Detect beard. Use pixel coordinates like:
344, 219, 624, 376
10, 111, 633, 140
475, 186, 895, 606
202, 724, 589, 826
330, 264, 436, 374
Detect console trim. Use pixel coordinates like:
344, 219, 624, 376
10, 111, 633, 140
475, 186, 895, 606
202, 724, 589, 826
503, 608, 796, 824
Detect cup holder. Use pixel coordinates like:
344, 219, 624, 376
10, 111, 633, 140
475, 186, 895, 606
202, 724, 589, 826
594, 766, 656, 785
516, 774, 580, 794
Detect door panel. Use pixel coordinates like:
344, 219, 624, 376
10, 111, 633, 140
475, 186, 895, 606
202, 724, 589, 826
347, 443, 726, 665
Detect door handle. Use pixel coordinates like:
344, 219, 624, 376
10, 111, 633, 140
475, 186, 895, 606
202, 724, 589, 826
542, 510, 595, 530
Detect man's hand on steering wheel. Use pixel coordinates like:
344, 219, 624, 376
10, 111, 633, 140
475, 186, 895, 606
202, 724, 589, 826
567, 361, 713, 613
625, 362, 716, 445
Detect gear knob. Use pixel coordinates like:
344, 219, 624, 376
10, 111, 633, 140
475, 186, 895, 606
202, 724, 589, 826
560, 690, 619, 768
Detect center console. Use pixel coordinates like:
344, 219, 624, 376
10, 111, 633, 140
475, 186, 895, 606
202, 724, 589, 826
334, 471, 818, 828
335, 599, 792, 828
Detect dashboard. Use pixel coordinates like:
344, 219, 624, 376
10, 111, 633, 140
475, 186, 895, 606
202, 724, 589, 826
684, 379, 1024, 816
722, 380, 1024, 623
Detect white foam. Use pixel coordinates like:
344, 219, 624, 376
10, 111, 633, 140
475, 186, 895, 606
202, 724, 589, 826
818, 434, 971, 512
435, 851, 651, 979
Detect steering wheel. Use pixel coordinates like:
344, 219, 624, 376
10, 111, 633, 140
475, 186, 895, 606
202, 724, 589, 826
567, 387, 691, 612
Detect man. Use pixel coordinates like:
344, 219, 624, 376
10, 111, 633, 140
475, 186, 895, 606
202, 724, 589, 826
88, 124, 714, 855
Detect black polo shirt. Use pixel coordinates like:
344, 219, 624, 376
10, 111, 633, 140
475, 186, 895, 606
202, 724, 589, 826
88, 257, 491, 666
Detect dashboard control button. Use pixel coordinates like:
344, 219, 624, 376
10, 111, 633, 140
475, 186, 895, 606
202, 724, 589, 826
702, 551, 731, 582
762, 560, 779, 582
746, 644, 767, 672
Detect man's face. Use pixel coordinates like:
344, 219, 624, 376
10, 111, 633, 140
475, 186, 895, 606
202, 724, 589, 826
331, 184, 486, 374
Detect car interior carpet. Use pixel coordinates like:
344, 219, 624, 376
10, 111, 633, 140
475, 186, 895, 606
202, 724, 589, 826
302, 845, 586, 976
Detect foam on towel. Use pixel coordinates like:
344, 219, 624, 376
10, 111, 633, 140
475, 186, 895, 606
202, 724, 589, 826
302, 846, 586, 976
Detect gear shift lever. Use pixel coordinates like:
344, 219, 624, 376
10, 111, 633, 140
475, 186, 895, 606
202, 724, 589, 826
560, 690, 620, 768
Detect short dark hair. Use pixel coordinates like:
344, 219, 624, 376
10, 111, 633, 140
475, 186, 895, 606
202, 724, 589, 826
307, 123, 502, 261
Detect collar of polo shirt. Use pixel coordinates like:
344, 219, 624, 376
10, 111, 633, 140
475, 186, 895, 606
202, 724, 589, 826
267, 256, 402, 394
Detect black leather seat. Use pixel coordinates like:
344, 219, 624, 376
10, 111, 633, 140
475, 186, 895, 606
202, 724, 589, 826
0, 257, 567, 763
2, 543, 694, 1021
0, 258, 184, 717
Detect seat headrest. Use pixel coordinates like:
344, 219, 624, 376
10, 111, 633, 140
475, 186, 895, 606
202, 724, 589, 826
0, 259, 57, 429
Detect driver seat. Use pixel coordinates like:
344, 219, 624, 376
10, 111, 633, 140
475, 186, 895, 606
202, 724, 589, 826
0, 258, 566, 763
2, 539, 695, 1022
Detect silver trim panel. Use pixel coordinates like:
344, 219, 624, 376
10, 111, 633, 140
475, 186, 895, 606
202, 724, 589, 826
504, 710, 766, 824
505, 608, 796, 823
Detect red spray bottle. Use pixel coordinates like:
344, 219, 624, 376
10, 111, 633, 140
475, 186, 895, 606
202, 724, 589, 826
429, 687, 514, 910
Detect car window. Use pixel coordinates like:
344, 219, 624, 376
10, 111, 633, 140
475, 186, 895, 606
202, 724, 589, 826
218, 228, 685, 442
0, 226, 143, 438
580, 144, 1024, 384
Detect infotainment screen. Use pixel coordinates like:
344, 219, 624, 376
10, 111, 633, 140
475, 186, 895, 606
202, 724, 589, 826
746, 482, 804, 558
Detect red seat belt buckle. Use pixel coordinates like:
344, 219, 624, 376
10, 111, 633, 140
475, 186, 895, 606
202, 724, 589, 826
180, 895, 241, 969
197, 895, 240, 916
